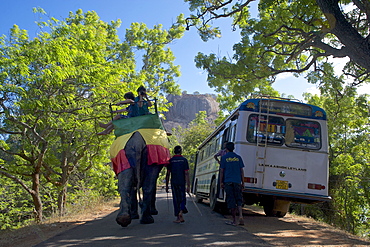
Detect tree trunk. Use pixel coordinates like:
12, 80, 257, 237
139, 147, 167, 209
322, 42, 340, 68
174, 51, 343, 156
31, 173, 43, 223
58, 186, 67, 217
316, 0, 370, 70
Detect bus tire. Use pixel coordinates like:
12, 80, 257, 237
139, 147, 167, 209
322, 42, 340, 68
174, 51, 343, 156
263, 205, 275, 216
210, 180, 228, 213
209, 180, 218, 211
276, 211, 287, 217
263, 198, 275, 216
194, 181, 203, 203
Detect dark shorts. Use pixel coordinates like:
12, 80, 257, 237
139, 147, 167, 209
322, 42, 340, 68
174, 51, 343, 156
224, 182, 243, 209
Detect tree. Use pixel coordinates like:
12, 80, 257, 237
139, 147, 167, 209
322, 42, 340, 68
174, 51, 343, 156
171, 111, 215, 180
303, 68, 369, 236
0, 9, 185, 224
184, 0, 370, 109
184, 1, 370, 236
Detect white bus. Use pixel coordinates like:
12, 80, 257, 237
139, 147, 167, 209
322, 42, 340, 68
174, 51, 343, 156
192, 96, 331, 217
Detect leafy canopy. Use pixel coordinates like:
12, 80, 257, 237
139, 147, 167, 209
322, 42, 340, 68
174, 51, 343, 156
184, 0, 370, 109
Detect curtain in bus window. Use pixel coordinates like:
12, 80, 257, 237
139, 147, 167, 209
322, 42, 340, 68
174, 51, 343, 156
285, 119, 321, 149
247, 114, 284, 145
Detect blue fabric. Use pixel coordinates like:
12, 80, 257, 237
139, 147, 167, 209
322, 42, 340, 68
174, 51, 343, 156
224, 182, 243, 209
168, 155, 189, 186
130, 96, 150, 117
220, 152, 244, 184
126, 104, 134, 118
171, 184, 187, 216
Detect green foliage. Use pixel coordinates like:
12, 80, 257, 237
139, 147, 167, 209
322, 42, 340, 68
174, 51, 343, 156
0, 8, 184, 227
0, 178, 34, 230
303, 70, 370, 237
185, 0, 370, 237
185, 0, 370, 109
170, 111, 215, 181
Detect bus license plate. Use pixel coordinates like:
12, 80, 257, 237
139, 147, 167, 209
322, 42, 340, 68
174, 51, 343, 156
276, 180, 288, 190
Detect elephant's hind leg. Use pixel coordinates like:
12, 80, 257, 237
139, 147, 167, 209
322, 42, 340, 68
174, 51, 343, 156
140, 164, 163, 224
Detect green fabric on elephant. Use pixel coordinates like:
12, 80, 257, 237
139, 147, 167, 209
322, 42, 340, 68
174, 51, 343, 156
112, 114, 164, 137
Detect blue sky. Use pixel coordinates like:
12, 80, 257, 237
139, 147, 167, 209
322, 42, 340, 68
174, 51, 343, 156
0, 0, 318, 100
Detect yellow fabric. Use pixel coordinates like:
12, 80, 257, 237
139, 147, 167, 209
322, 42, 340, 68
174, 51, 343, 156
109, 129, 169, 159
138, 129, 169, 147
110, 134, 132, 159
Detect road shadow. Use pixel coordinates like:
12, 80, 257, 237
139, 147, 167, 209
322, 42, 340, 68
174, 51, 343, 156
34, 190, 370, 247
230, 205, 370, 246
35, 191, 269, 247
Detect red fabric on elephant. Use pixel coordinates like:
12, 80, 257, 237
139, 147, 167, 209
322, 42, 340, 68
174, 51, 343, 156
112, 149, 130, 175
147, 144, 170, 166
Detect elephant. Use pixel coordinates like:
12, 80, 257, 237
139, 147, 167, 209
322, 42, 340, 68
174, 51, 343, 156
110, 114, 170, 227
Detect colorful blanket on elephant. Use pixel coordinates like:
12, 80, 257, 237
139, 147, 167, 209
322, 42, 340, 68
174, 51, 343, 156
110, 114, 170, 175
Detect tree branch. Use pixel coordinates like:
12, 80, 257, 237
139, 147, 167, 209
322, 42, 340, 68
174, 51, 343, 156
0, 169, 34, 195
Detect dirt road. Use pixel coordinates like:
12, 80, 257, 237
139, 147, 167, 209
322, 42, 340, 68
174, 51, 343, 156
1, 189, 369, 246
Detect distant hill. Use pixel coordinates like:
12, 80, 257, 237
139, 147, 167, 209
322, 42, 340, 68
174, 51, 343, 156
162, 92, 220, 131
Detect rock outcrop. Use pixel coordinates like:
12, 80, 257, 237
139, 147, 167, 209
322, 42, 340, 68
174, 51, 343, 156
162, 93, 220, 131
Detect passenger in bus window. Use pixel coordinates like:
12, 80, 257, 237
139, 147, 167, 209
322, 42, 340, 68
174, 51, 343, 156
220, 142, 245, 226
214, 141, 228, 164
165, 146, 190, 223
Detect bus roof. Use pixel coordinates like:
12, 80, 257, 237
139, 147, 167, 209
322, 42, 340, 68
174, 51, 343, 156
197, 98, 327, 150
240, 98, 327, 120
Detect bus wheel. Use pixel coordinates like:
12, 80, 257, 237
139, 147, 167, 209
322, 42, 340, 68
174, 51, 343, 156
263, 198, 275, 216
263, 204, 275, 216
276, 211, 287, 217
209, 180, 227, 213
209, 180, 217, 211
194, 181, 203, 203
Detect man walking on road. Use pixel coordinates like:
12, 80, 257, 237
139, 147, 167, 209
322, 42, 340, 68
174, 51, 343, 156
166, 146, 190, 223
220, 142, 245, 226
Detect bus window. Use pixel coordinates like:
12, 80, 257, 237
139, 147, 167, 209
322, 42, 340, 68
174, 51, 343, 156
217, 137, 222, 150
247, 114, 284, 145
222, 127, 230, 143
199, 150, 204, 162
285, 119, 321, 150
230, 124, 236, 142
205, 144, 210, 158
210, 139, 216, 155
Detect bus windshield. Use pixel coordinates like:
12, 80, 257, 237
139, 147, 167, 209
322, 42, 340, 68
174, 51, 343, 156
247, 114, 322, 150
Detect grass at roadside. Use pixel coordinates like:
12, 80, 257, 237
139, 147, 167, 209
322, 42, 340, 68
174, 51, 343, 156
0, 197, 120, 247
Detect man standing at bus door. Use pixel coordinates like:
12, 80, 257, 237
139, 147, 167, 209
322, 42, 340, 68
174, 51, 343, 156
220, 142, 245, 226
214, 141, 228, 164
214, 141, 228, 199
